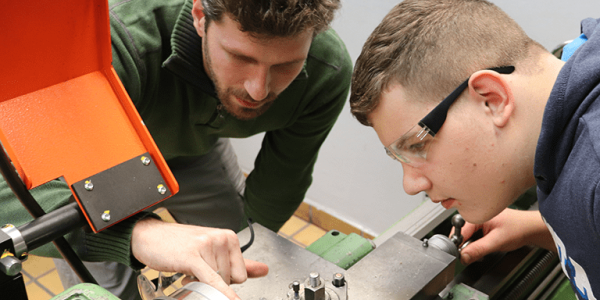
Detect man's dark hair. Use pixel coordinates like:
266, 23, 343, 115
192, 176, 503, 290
202, 0, 340, 37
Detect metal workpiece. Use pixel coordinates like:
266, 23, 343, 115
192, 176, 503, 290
158, 282, 230, 300
235, 224, 454, 300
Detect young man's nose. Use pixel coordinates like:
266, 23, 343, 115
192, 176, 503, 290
402, 164, 431, 195
244, 66, 271, 101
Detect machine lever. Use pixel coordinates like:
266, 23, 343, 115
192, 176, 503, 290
450, 214, 465, 247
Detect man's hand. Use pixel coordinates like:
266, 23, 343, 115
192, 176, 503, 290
131, 218, 269, 300
459, 208, 556, 265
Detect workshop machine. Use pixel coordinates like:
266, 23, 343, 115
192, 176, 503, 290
0, 1, 577, 300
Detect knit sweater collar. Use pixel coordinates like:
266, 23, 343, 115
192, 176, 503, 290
162, 0, 217, 98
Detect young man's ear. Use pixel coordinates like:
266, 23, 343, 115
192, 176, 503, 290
467, 70, 515, 128
192, 0, 206, 37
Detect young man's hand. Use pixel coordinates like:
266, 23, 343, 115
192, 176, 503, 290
131, 218, 269, 300
458, 208, 556, 265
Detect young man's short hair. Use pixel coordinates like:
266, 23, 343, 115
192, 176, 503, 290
201, 0, 340, 38
350, 0, 543, 126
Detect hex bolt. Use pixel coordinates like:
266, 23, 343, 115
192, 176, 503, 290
332, 273, 345, 287
304, 272, 326, 300
101, 211, 111, 222
141, 156, 151, 166
84, 180, 94, 191
157, 184, 167, 195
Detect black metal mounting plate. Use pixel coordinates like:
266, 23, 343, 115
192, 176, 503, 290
71, 153, 171, 232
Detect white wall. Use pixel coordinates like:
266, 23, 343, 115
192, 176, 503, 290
231, 0, 600, 237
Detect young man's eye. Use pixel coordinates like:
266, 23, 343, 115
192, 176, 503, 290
408, 142, 426, 153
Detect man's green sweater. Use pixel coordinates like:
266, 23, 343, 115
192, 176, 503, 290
0, 0, 351, 269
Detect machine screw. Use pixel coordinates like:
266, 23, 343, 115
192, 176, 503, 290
101, 211, 111, 222
332, 273, 345, 287
292, 281, 301, 299
422, 239, 429, 247
141, 156, 151, 166
84, 180, 94, 191
157, 184, 167, 195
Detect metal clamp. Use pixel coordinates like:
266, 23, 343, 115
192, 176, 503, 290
2, 224, 27, 257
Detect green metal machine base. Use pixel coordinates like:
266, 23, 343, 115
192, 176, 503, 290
52, 283, 120, 300
306, 230, 375, 270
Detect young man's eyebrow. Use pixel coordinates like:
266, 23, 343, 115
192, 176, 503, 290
223, 45, 307, 66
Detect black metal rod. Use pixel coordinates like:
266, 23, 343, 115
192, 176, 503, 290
0, 147, 97, 284
18, 202, 87, 251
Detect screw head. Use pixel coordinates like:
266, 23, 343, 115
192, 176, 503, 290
292, 281, 300, 292
101, 211, 111, 222
332, 273, 345, 287
84, 180, 94, 191
157, 184, 167, 195
141, 156, 151, 166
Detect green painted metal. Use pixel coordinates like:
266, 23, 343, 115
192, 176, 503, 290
51, 283, 120, 300
306, 230, 375, 270
444, 283, 489, 300
547, 277, 577, 300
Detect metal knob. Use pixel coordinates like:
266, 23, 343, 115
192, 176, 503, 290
0, 255, 22, 276
450, 214, 465, 247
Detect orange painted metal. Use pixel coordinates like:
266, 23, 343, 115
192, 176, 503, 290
0, 0, 178, 232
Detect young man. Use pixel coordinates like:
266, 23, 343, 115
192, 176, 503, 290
350, 0, 599, 298
0, 0, 351, 299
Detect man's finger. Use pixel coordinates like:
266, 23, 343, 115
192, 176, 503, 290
191, 263, 241, 300
244, 259, 269, 278
460, 236, 498, 265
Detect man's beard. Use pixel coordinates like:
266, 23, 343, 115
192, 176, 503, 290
215, 86, 277, 121
203, 38, 278, 121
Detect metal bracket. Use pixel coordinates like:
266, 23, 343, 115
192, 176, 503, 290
72, 153, 171, 232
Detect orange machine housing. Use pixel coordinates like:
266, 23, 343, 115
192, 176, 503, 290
0, 1, 178, 232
